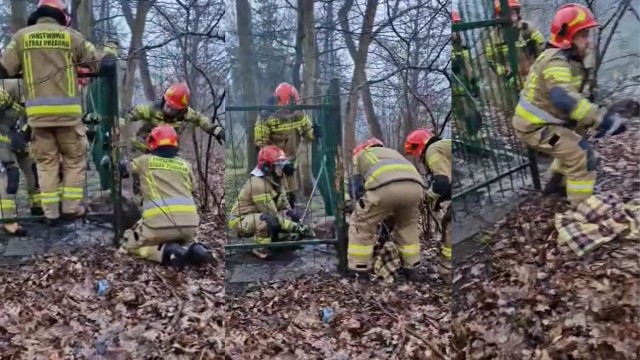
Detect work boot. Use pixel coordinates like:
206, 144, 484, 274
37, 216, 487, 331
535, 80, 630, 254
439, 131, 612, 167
185, 243, 214, 267
543, 173, 567, 198
401, 268, 426, 282
30, 206, 44, 216
61, 205, 87, 220
161, 243, 188, 271
251, 247, 271, 259
3, 222, 26, 236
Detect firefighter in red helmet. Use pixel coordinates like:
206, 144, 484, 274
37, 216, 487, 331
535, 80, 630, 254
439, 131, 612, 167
118, 125, 213, 270
405, 129, 452, 284
513, 3, 636, 206
347, 137, 425, 282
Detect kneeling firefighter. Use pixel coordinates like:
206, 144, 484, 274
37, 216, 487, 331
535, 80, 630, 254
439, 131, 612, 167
227, 145, 313, 259
0, 81, 43, 235
512, 3, 636, 205
118, 125, 212, 270
347, 138, 425, 282
405, 129, 452, 284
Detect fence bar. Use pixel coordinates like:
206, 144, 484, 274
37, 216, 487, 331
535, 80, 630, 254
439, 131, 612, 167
452, 162, 531, 200
226, 239, 337, 250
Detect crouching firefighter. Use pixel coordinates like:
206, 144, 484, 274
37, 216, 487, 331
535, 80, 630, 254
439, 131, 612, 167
0, 83, 43, 235
404, 129, 452, 284
227, 145, 313, 259
117, 125, 213, 270
347, 138, 425, 282
513, 3, 634, 206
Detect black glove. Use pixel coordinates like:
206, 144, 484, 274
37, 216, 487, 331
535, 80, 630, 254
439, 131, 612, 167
260, 213, 281, 243
208, 125, 225, 144
10, 131, 28, 153
595, 111, 628, 139
313, 123, 321, 138
285, 209, 301, 223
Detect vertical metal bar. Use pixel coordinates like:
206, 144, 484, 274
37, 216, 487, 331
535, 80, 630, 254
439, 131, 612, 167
327, 78, 347, 273
102, 58, 122, 242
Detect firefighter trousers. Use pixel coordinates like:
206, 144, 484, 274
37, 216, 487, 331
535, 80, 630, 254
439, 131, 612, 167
0, 146, 41, 219
347, 181, 423, 271
228, 212, 297, 245
119, 219, 197, 263
516, 125, 596, 205
30, 124, 88, 219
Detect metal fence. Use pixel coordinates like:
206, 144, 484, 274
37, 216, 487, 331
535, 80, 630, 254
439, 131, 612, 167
224, 79, 347, 272
451, 0, 541, 217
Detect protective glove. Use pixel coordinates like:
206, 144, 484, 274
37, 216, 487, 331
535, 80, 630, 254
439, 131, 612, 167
119, 160, 130, 179
9, 131, 28, 153
293, 223, 314, 238
313, 123, 321, 139
594, 111, 628, 139
285, 209, 301, 223
208, 125, 225, 144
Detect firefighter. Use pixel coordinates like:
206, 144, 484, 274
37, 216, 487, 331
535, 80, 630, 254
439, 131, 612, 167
118, 125, 212, 270
404, 129, 452, 283
452, 10, 483, 142
0, 80, 43, 235
0, 0, 116, 226
485, 0, 545, 87
254, 82, 319, 210
512, 3, 631, 206
121, 82, 225, 155
347, 138, 425, 281
227, 145, 313, 259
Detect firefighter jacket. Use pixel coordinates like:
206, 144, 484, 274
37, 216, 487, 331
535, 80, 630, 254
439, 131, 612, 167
254, 111, 314, 158
227, 172, 296, 231
424, 139, 452, 199
130, 154, 199, 229
0, 17, 101, 128
0, 82, 25, 140
452, 43, 476, 97
512, 48, 603, 133
122, 102, 223, 152
484, 20, 545, 77
353, 147, 424, 192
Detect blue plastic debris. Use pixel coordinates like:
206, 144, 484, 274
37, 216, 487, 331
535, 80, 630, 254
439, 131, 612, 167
319, 307, 333, 324
95, 280, 109, 296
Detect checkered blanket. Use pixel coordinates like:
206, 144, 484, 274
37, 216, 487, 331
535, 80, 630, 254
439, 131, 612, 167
373, 240, 402, 283
555, 193, 640, 257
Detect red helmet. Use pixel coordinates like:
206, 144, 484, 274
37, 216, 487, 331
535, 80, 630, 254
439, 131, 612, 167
77, 66, 90, 87
146, 125, 178, 151
549, 4, 598, 50
452, 11, 462, 24
257, 145, 288, 169
353, 137, 384, 157
494, 0, 520, 16
163, 83, 190, 111
274, 83, 300, 107
38, 0, 71, 26
404, 129, 434, 157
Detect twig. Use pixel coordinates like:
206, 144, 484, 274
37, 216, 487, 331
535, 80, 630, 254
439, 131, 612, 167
154, 269, 184, 328
198, 348, 206, 360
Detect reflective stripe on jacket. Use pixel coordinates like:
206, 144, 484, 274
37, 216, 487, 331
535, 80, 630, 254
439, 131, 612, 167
353, 147, 424, 191
131, 154, 199, 229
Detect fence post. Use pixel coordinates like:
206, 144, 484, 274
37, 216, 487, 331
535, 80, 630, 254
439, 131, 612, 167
326, 78, 347, 272
101, 56, 123, 242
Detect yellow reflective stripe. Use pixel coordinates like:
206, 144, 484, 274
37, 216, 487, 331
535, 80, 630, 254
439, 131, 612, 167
526, 73, 538, 101
65, 52, 74, 97
542, 67, 571, 81
143, 204, 198, 218
255, 236, 271, 245
41, 192, 60, 204
26, 104, 82, 116
134, 246, 150, 258
61, 187, 84, 200
364, 164, 418, 187
441, 246, 452, 259
570, 99, 591, 121
0, 199, 16, 210
280, 218, 297, 232
427, 155, 441, 169
398, 243, 420, 256
515, 104, 547, 125
252, 193, 272, 203
348, 244, 374, 256
0, 134, 10, 143
566, 179, 595, 194
228, 217, 240, 228
24, 52, 35, 98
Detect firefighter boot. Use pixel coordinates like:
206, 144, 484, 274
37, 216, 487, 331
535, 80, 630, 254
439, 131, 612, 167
161, 243, 188, 271
543, 172, 567, 198
31, 206, 44, 216
185, 243, 214, 267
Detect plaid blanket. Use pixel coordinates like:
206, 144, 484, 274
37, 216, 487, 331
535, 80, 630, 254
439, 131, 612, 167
555, 193, 640, 257
373, 240, 402, 283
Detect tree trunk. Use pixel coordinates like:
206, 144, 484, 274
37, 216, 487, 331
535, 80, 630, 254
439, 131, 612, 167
301, 0, 317, 103
293, 0, 304, 92
119, 0, 152, 110
236, 0, 260, 171
9, 0, 27, 35
77, 0, 92, 39
340, 0, 379, 170
120, 0, 156, 104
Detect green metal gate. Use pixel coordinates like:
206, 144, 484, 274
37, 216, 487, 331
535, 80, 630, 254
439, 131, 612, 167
224, 78, 347, 272
451, 0, 541, 213
0, 65, 124, 240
